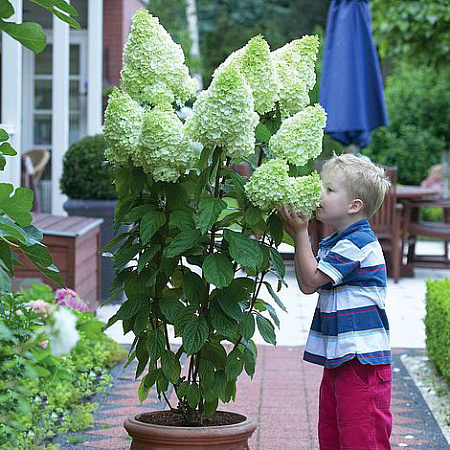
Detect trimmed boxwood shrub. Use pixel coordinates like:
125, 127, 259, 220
425, 279, 450, 382
60, 134, 116, 200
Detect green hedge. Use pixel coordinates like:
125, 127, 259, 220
425, 279, 450, 381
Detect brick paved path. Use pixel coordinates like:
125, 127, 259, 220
57, 346, 448, 449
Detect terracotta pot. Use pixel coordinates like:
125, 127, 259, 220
124, 411, 257, 450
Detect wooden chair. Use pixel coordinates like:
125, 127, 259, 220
370, 166, 402, 283
403, 198, 450, 270
21, 149, 50, 213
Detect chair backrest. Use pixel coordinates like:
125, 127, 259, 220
23, 149, 50, 183
370, 165, 398, 239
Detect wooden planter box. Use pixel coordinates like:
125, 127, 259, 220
13, 213, 104, 310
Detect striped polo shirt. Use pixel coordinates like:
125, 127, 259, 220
304, 220, 391, 369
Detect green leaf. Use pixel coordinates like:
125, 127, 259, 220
202, 253, 234, 288
203, 398, 219, 417
215, 210, 243, 228
211, 370, 227, 398
263, 281, 287, 312
147, 328, 166, 360
216, 290, 243, 322
170, 210, 195, 231
0, 1, 14, 19
0, 20, 46, 53
0, 185, 33, 227
256, 314, 276, 345
0, 128, 9, 142
186, 383, 200, 408
0, 240, 12, 273
227, 169, 247, 207
140, 211, 166, 244
268, 213, 284, 247
201, 340, 227, 369
0, 142, 16, 156
199, 359, 215, 389
243, 346, 256, 378
35, 263, 63, 286
134, 305, 150, 336
163, 229, 201, 258
161, 350, 181, 384
0, 216, 28, 243
123, 205, 155, 222
137, 244, 161, 273
210, 306, 237, 339
173, 307, 196, 337
239, 313, 255, 340
255, 122, 271, 143
198, 196, 227, 234
225, 349, 244, 380
20, 243, 52, 267
183, 271, 206, 306
114, 243, 141, 269
244, 204, 262, 227
259, 299, 280, 328
115, 299, 142, 320
183, 317, 209, 355
160, 299, 183, 324
224, 230, 263, 268
268, 247, 285, 280
138, 376, 151, 403
0, 265, 11, 292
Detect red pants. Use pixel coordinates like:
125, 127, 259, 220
318, 358, 392, 450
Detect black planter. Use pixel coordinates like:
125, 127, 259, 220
63, 199, 125, 303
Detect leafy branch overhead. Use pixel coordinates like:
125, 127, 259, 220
0, 0, 80, 53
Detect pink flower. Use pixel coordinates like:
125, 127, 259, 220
25, 300, 51, 316
15, 309, 23, 316
39, 340, 48, 350
54, 288, 90, 313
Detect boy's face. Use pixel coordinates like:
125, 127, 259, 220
316, 169, 356, 228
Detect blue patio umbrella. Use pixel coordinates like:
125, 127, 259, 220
319, 0, 387, 150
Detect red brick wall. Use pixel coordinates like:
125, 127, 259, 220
103, 0, 143, 86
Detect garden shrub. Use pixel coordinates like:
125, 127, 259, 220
425, 278, 450, 382
362, 63, 450, 186
0, 285, 127, 449
60, 134, 116, 200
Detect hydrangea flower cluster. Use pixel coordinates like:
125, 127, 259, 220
185, 66, 259, 159
120, 9, 198, 107
46, 308, 80, 357
289, 172, 323, 218
244, 159, 291, 210
24, 299, 51, 317
135, 106, 201, 182
272, 35, 320, 118
103, 88, 144, 166
269, 104, 327, 166
55, 288, 90, 313
217, 35, 279, 115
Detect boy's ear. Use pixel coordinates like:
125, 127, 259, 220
348, 198, 364, 215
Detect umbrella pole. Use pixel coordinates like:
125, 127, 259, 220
346, 144, 359, 155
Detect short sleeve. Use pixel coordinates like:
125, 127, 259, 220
317, 239, 364, 286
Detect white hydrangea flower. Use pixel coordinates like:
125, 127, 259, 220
272, 35, 320, 118
185, 65, 259, 159
288, 171, 323, 218
245, 159, 291, 210
46, 308, 80, 357
215, 36, 279, 115
269, 104, 327, 167
135, 106, 200, 182
120, 9, 198, 106
103, 88, 144, 166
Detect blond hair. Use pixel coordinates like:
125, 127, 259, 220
321, 154, 391, 218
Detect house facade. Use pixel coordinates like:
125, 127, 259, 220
1, 0, 144, 215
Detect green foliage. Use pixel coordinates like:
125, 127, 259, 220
371, 0, 450, 68
0, 0, 80, 53
0, 287, 126, 449
425, 279, 450, 383
362, 63, 450, 185
60, 134, 116, 200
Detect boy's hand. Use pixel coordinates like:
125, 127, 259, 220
278, 203, 309, 239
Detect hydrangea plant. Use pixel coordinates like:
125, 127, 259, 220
102, 9, 326, 427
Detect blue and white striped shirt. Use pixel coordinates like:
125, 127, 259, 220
304, 220, 391, 368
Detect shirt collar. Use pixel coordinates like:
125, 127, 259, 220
319, 220, 371, 248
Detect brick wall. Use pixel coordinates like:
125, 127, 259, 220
103, 0, 143, 86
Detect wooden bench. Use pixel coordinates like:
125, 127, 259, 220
13, 213, 104, 310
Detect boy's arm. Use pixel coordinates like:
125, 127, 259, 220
293, 228, 332, 294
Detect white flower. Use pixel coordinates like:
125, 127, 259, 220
46, 308, 80, 357
288, 172, 323, 218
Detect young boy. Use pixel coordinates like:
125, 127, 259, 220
279, 154, 392, 450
